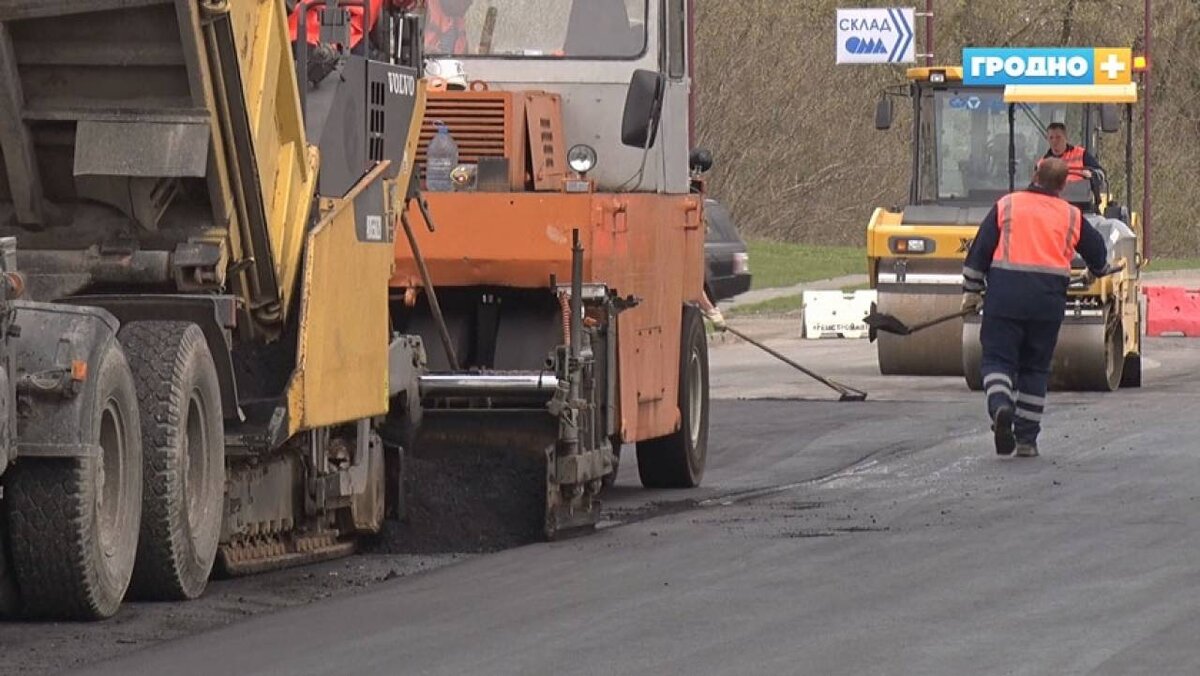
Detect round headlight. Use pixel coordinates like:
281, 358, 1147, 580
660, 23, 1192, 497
568, 144, 597, 174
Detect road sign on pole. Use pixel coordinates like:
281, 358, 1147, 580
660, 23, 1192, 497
836, 8, 915, 64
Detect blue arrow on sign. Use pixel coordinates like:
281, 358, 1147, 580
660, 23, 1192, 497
887, 8, 913, 64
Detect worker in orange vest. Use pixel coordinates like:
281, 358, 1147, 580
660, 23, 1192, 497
961, 158, 1119, 457
1043, 122, 1103, 183
288, 0, 419, 84
288, 0, 420, 48
425, 0, 473, 55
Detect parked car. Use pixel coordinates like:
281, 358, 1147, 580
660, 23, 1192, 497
704, 198, 752, 302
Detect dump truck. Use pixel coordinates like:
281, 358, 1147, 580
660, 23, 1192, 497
869, 65, 1144, 390
0, 0, 426, 619
391, 0, 711, 540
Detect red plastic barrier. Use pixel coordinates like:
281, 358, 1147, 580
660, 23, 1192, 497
1144, 286, 1200, 337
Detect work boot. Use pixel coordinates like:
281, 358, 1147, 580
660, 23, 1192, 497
1015, 441, 1039, 458
992, 405, 1015, 456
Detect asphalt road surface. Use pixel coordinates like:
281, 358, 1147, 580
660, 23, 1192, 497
5, 319, 1199, 675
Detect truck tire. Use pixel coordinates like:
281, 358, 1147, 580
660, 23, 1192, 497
119, 322, 224, 601
5, 344, 143, 619
636, 305, 709, 488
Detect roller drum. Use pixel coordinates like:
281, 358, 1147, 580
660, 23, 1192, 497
962, 316, 983, 391
1050, 317, 1123, 391
876, 287, 965, 376
961, 311, 1123, 392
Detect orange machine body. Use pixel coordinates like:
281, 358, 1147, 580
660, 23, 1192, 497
392, 93, 705, 443
393, 191, 705, 443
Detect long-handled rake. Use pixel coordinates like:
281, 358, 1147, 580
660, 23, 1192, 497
723, 326, 868, 402
862, 303, 977, 342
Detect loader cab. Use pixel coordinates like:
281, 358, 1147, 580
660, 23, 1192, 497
419, 0, 694, 194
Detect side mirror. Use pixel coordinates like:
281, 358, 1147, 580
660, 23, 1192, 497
621, 69, 665, 148
690, 148, 713, 174
875, 97, 894, 130
1099, 104, 1121, 133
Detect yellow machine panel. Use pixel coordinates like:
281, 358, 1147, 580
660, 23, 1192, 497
226, 0, 317, 323
866, 208, 979, 263
286, 163, 394, 434
284, 78, 427, 434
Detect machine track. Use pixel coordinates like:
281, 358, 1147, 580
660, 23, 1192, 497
218, 532, 357, 577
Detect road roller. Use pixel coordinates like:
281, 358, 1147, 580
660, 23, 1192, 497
869, 66, 1144, 388
963, 82, 1144, 392
869, 67, 1001, 376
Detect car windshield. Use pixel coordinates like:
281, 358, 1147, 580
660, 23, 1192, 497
425, 0, 647, 59
918, 88, 1084, 202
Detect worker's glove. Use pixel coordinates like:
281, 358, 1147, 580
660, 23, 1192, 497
1081, 262, 1126, 285
961, 291, 983, 314
704, 306, 728, 332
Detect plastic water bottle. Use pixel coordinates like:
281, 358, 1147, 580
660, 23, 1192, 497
425, 121, 458, 192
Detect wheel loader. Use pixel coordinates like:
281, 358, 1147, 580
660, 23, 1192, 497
868, 64, 1144, 391
0, 0, 426, 619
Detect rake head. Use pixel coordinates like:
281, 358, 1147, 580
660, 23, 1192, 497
863, 302, 912, 341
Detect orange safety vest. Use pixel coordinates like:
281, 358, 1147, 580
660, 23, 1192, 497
1047, 145, 1088, 183
425, 0, 468, 54
288, 0, 387, 47
992, 190, 1082, 278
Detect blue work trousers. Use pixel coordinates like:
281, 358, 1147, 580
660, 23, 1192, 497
979, 314, 1063, 444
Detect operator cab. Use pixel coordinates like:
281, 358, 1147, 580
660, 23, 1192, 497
417, 0, 693, 195
1001, 84, 1140, 274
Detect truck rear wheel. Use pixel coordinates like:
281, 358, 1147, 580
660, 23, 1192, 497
120, 322, 225, 601
5, 344, 143, 619
636, 306, 709, 488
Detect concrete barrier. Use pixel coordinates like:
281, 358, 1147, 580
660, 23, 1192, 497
1143, 286, 1200, 337
802, 289, 877, 339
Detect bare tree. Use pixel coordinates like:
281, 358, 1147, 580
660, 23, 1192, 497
696, 0, 1200, 255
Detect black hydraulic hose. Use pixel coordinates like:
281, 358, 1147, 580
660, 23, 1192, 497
1007, 103, 1016, 193
399, 209, 460, 371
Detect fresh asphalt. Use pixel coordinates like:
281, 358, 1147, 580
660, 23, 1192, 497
69, 327, 1200, 676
